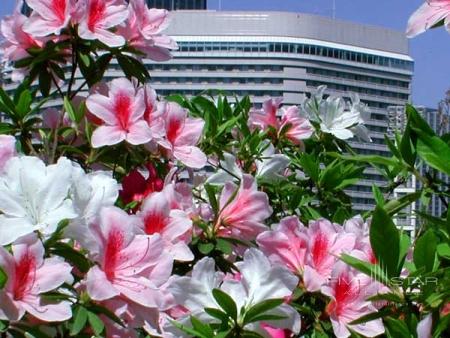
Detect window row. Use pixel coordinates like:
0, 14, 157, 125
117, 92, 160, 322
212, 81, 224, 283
157, 89, 284, 97
177, 41, 414, 71
306, 67, 409, 88
144, 63, 284, 72
150, 77, 283, 85
306, 80, 409, 100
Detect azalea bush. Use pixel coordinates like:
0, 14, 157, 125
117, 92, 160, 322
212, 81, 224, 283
0, 0, 449, 337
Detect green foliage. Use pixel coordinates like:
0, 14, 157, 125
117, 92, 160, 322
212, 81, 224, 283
0, 266, 7, 289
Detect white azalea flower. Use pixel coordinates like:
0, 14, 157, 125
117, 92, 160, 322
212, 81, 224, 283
0, 156, 77, 245
168, 249, 301, 337
65, 165, 119, 251
205, 153, 241, 185
256, 142, 290, 182
348, 93, 372, 142
206, 144, 290, 186
303, 86, 371, 141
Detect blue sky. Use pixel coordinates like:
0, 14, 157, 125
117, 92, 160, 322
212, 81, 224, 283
1, 0, 448, 107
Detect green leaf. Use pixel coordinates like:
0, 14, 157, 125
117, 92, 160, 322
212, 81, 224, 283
400, 123, 416, 166
243, 299, 284, 325
70, 306, 88, 336
0, 87, 17, 116
367, 292, 404, 303
407, 104, 435, 136
433, 313, 450, 338
204, 184, 219, 215
117, 55, 150, 83
370, 206, 400, 278
88, 303, 125, 327
16, 89, 32, 118
398, 233, 410, 271
50, 242, 90, 273
372, 185, 384, 207
327, 152, 400, 167
63, 96, 80, 123
245, 314, 286, 323
190, 316, 214, 338
414, 230, 437, 272
0, 123, 16, 134
416, 135, 450, 176
217, 113, 241, 137
87, 311, 104, 336
340, 254, 390, 286
384, 317, 411, 338
349, 308, 393, 325
216, 238, 232, 255
0, 266, 7, 289
0, 320, 7, 332
383, 191, 422, 216
437, 243, 450, 259
198, 242, 215, 255
212, 288, 238, 321
170, 320, 210, 338
384, 135, 401, 159
298, 153, 320, 182
49, 62, 66, 81
204, 307, 229, 323
38, 70, 52, 97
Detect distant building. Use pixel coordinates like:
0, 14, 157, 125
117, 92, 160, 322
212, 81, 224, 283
420, 101, 450, 218
147, 0, 207, 10
388, 101, 450, 221
1, 10, 415, 219
155, 11, 414, 214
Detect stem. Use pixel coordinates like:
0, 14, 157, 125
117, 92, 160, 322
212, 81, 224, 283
67, 39, 78, 98
70, 79, 88, 100
50, 72, 64, 98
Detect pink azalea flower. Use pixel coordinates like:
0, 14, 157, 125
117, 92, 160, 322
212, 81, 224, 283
77, 0, 129, 47
0, 234, 72, 322
159, 102, 207, 169
1, 9, 44, 62
260, 323, 292, 338
279, 106, 314, 144
85, 206, 173, 309
343, 216, 377, 264
249, 98, 313, 144
407, 0, 450, 37
143, 86, 167, 145
138, 188, 194, 262
23, 0, 72, 36
0, 135, 16, 172
303, 219, 356, 292
215, 174, 272, 241
257, 216, 309, 275
118, 0, 177, 61
249, 98, 283, 130
101, 298, 167, 337
322, 262, 385, 338
86, 78, 152, 147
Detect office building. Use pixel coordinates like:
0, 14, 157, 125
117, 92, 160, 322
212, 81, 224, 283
148, 11, 414, 213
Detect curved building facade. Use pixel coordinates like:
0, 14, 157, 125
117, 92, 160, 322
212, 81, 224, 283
144, 11, 413, 214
